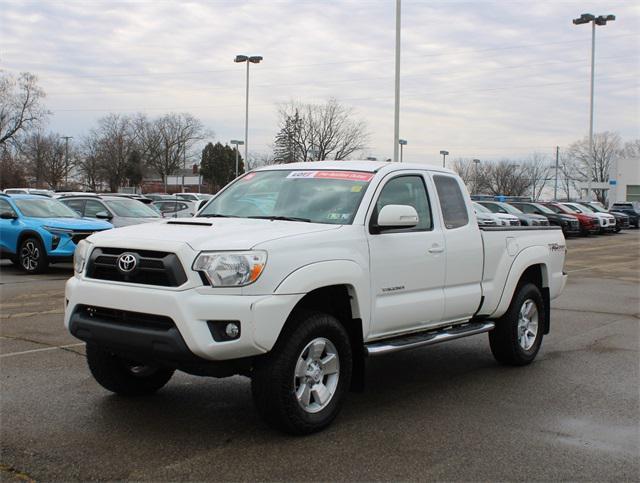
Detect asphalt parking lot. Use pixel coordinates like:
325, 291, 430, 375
1, 231, 638, 481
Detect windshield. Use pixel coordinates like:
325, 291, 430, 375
200, 170, 373, 224
105, 199, 160, 218
567, 203, 589, 213
15, 198, 80, 218
497, 202, 523, 214
560, 204, 577, 214
473, 202, 492, 214
584, 203, 605, 213
531, 203, 555, 214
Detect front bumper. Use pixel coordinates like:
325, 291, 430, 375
64, 277, 302, 361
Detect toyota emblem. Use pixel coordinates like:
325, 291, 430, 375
117, 253, 137, 273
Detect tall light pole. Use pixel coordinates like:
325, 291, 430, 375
235, 54, 263, 165
230, 140, 244, 179
393, 0, 401, 162
399, 139, 407, 163
440, 150, 449, 168
573, 13, 615, 200
61, 136, 72, 187
554, 146, 560, 201
473, 158, 481, 195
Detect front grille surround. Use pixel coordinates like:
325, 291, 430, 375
85, 247, 188, 287
75, 304, 175, 331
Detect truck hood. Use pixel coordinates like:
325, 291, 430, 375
87, 217, 342, 251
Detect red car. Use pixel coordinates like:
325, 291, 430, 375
541, 202, 599, 236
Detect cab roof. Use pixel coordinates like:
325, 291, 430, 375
253, 160, 456, 175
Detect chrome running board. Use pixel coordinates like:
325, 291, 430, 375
365, 321, 495, 357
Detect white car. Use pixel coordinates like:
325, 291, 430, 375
152, 200, 197, 218
66, 161, 567, 434
562, 202, 616, 233
472, 202, 520, 226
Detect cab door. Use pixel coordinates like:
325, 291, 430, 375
367, 173, 446, 339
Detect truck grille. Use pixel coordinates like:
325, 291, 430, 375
85, 247, 188, 287
71, 232, 95, 245
74, 305, 175, 331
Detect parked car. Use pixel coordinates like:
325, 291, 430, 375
59, 195, 162, 228
144, 193, 175, 202
0, 193, 112, 273
575, 201, 629, 232
562, 202, 616, 233
477, 201, 549, 226
509, 202, 580, 236
101, 193, 154, 204
471, 202, 498, 226
4, 188, 54, 197
65, 161, 567, 434
472, 202, 520, 226
152, 200, 197, 218
175, 193, 213, 202
610, 202, 640, 228
540, 202, 598, 236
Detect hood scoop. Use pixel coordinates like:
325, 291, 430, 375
166, 221, 213, 226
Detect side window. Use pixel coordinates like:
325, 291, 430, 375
374, 175, 432, 231
84, 200, 108, 218
63, 199, 85, 216
433, 175, 469, 229
0, 199, 16, 215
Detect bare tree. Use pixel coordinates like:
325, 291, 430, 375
273, 98, 369, 162
451, 158, 487, 195
567, 131, 622, 203
0, 145, 27, 189
135, 113, 206, 190
482, 160, 530, 197
20, 131, 72, 189
523, 152, 553, 201
0, 72, 49, 147
620, 139, 640, 158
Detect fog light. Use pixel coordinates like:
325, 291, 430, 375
225, 322, 240, 339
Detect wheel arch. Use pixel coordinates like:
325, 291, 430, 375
17, 229, 47, 253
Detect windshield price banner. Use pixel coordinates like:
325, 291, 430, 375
286, 171, 374, 182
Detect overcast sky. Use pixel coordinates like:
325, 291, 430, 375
1, 0, 638, 165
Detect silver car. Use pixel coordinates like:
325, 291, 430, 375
59, 195, 162, 227
153, 200, 197, 218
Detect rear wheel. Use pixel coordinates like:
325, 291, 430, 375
19, 237, 49, 274
489, 283, 545, 366
251, 311, 352, 435
86, 344, 174, 396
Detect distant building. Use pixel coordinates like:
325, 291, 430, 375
610, 156, 640, 204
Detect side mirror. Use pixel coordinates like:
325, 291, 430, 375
95, 211, 112, 220
0, 211, 17, 220
376, 204, 419, 231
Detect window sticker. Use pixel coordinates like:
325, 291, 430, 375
351, 185, 363, 192
286, 171, 374, 182
242, 172, 257, 181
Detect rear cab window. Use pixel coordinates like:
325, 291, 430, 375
433, 175, 469, 229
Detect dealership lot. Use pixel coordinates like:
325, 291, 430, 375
1, 232, 638, 481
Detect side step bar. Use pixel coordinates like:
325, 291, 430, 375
365, 321, 495, 357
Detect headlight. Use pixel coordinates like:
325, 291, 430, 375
74, 239, 91, 274
193, 251, 267, 287
43, 226, 73, 235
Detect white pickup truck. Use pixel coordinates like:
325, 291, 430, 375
65, 161, 567, 434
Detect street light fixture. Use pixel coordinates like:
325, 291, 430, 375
439, 150, 449, 168
572, 12, 615, 200
234, 54, 263, 165
473, 159, 481, 195
399, 139, 407, 163
230, 140, 245, 178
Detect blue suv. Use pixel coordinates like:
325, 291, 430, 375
0, 194, 113, 273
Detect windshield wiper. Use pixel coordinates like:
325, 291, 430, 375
198, 213, 239, 218
248, 215, 311, 223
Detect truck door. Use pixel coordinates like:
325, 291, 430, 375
367, 173, 446, 339
432, 174, 483, 320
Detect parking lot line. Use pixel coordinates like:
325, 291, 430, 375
0, 342, 85, 358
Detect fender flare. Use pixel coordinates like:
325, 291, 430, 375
490, 245, 549, 319
17, 229, 47, 254
274, 259, 370, 328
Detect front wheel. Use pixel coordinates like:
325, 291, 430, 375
86, 344, 174, 396
251, 311, 352, 435
19, 237, 49, 273
489, 283, 545, 366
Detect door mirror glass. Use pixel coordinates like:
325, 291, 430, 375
377, 204, 419, 229
95, 211, 112, 220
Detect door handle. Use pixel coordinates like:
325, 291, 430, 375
428, 245, 444, 254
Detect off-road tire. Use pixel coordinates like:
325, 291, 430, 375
86, 344, 174, 396
251, 310, 352, 435
489, 283, 545, 366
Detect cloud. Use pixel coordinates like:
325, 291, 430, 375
1, 0, 638, 164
